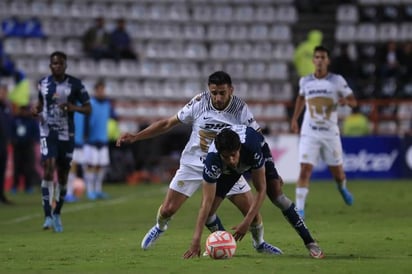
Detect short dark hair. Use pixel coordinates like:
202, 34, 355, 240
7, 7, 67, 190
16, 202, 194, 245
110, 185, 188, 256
208, 71, 232, 86
50, 51, 67, 62
215, 128, 241, 153
314, 45, 330, 57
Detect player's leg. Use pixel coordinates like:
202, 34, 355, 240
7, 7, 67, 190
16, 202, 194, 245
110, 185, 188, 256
141, 166, 202, 250
83, 145, 98, 200
66, 147, 83, 202
225, 175, 282, 255
329, 165, 353, 205
296, 135, 319, 219
94, 145, 110, 199
39, 136, 57, 229
324, 137, 353, 205
66, 161, 79, 202
262, 141, 323, 258
51, 140, 74, 232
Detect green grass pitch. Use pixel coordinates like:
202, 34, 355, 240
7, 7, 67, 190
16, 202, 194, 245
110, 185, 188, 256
1, 180, 411, 274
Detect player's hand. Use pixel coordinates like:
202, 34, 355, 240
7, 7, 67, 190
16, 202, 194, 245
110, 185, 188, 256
290, 119, 299, 134
338, 97, 347, 106
59, 102, 73, 112
183, 245, 201, 259
116, 133, 136, 146
232, 222, 249, 241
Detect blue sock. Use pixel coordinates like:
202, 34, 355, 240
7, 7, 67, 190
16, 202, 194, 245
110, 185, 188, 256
283, 203, 314, 245
205, 215, 225, 232
41, 187, 52, 217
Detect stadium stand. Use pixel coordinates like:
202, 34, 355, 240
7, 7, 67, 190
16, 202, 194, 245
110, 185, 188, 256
0, 0, 411, 135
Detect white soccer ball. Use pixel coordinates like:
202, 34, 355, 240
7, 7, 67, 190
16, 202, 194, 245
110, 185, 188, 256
205, 231, 237, 259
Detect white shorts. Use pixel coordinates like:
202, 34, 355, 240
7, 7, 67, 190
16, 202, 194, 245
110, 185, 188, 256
299, 135, 343, 166
169, 164, 251, 197
72, 147, 84, 164
83, 144, 110, 166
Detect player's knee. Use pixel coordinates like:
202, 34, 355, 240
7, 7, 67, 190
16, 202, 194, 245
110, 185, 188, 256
273, 194, 292, 210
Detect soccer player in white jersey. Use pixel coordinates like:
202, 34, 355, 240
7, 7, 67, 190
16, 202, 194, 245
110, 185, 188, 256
118, 71, 324, 259
291, 45, 357, 219
118, 71, 280, 254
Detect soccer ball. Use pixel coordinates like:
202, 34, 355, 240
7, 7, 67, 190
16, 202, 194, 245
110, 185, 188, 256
205, 231, 237, 259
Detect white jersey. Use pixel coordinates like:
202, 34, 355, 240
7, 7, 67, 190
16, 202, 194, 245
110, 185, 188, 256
299, 73, 353, 138
177, 91, 260, 168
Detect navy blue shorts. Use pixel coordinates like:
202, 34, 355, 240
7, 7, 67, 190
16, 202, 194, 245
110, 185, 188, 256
40, 132, 74, 170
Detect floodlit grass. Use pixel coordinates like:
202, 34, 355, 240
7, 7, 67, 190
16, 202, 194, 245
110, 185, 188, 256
1, 180, 411, 274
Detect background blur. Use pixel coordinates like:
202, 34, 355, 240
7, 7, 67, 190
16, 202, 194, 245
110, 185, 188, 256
1, 0, 412, 185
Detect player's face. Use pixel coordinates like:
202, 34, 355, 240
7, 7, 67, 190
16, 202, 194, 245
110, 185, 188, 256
208, 84, 233, 110
312, 50, 330, 72
94, 84, 106, 99
49, 56, 67, 78
220, 149, 240, 169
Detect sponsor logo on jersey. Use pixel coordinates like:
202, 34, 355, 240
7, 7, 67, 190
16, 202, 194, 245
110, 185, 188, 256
203, 123, 230, 130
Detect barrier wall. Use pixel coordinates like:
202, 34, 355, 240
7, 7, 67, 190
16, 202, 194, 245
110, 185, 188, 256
265, 135, 412, 183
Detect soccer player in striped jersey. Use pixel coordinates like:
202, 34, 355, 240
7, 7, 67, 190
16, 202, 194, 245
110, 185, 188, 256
32, 51, 91, 232
184, 126, 279, 258
291, 45, 357, 219
118, 71, 323, 258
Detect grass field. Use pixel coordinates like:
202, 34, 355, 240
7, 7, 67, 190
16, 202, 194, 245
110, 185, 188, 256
1, 180, 411, 274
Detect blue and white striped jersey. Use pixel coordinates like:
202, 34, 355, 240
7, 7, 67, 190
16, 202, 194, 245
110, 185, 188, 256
37, 74, 90, 141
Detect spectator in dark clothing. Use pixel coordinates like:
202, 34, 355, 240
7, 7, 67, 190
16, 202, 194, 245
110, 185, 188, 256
82, 17, 113, 61
330, 44, 358, 91
109, 19, 138, 61
379, 41, 403, 79
10, 105, 40, 194
0, 84, 12, 204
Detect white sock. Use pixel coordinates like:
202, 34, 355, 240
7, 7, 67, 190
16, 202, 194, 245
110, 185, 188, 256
156, 205, 170, 231
337, 179, 347, 189
84, 170, 95, 195
66, 172, 76, 196
296, 187, 309, 211
249, 223, 264, 247
95, 167, 106, 193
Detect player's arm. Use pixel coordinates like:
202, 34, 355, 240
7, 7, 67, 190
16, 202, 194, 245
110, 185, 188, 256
183, 180, 216, 259
232, 166, 267, 241
31, 86, 43, 116
339, 93, 357, 108
116, 115, 181, 146
68, 101, 91, 115
291, 95, 305, 134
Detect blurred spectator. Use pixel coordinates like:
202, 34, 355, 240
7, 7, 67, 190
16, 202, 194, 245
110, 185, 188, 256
331, 44, 358, 91
109, 19, 138, 61
0, 43, 30, 109
342, 106, 371, 136
82, 17, 113, 61
293, 30, 323, 77
10, 105, 40, 194
0, 84, 12, 204
1, 17, 23, 37
400, 42, 412, 82
379, 41, 402, 79
1, 17, 44, 38
23, 17, 45, 38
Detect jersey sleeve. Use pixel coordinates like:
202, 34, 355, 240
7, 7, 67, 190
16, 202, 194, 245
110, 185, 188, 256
240, 103, 260, 131
202, 152, 222, 183
176, 94, 200, 124
245, 127, 265, 169
336, 75, 353, 97
298, 77, 305, 96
